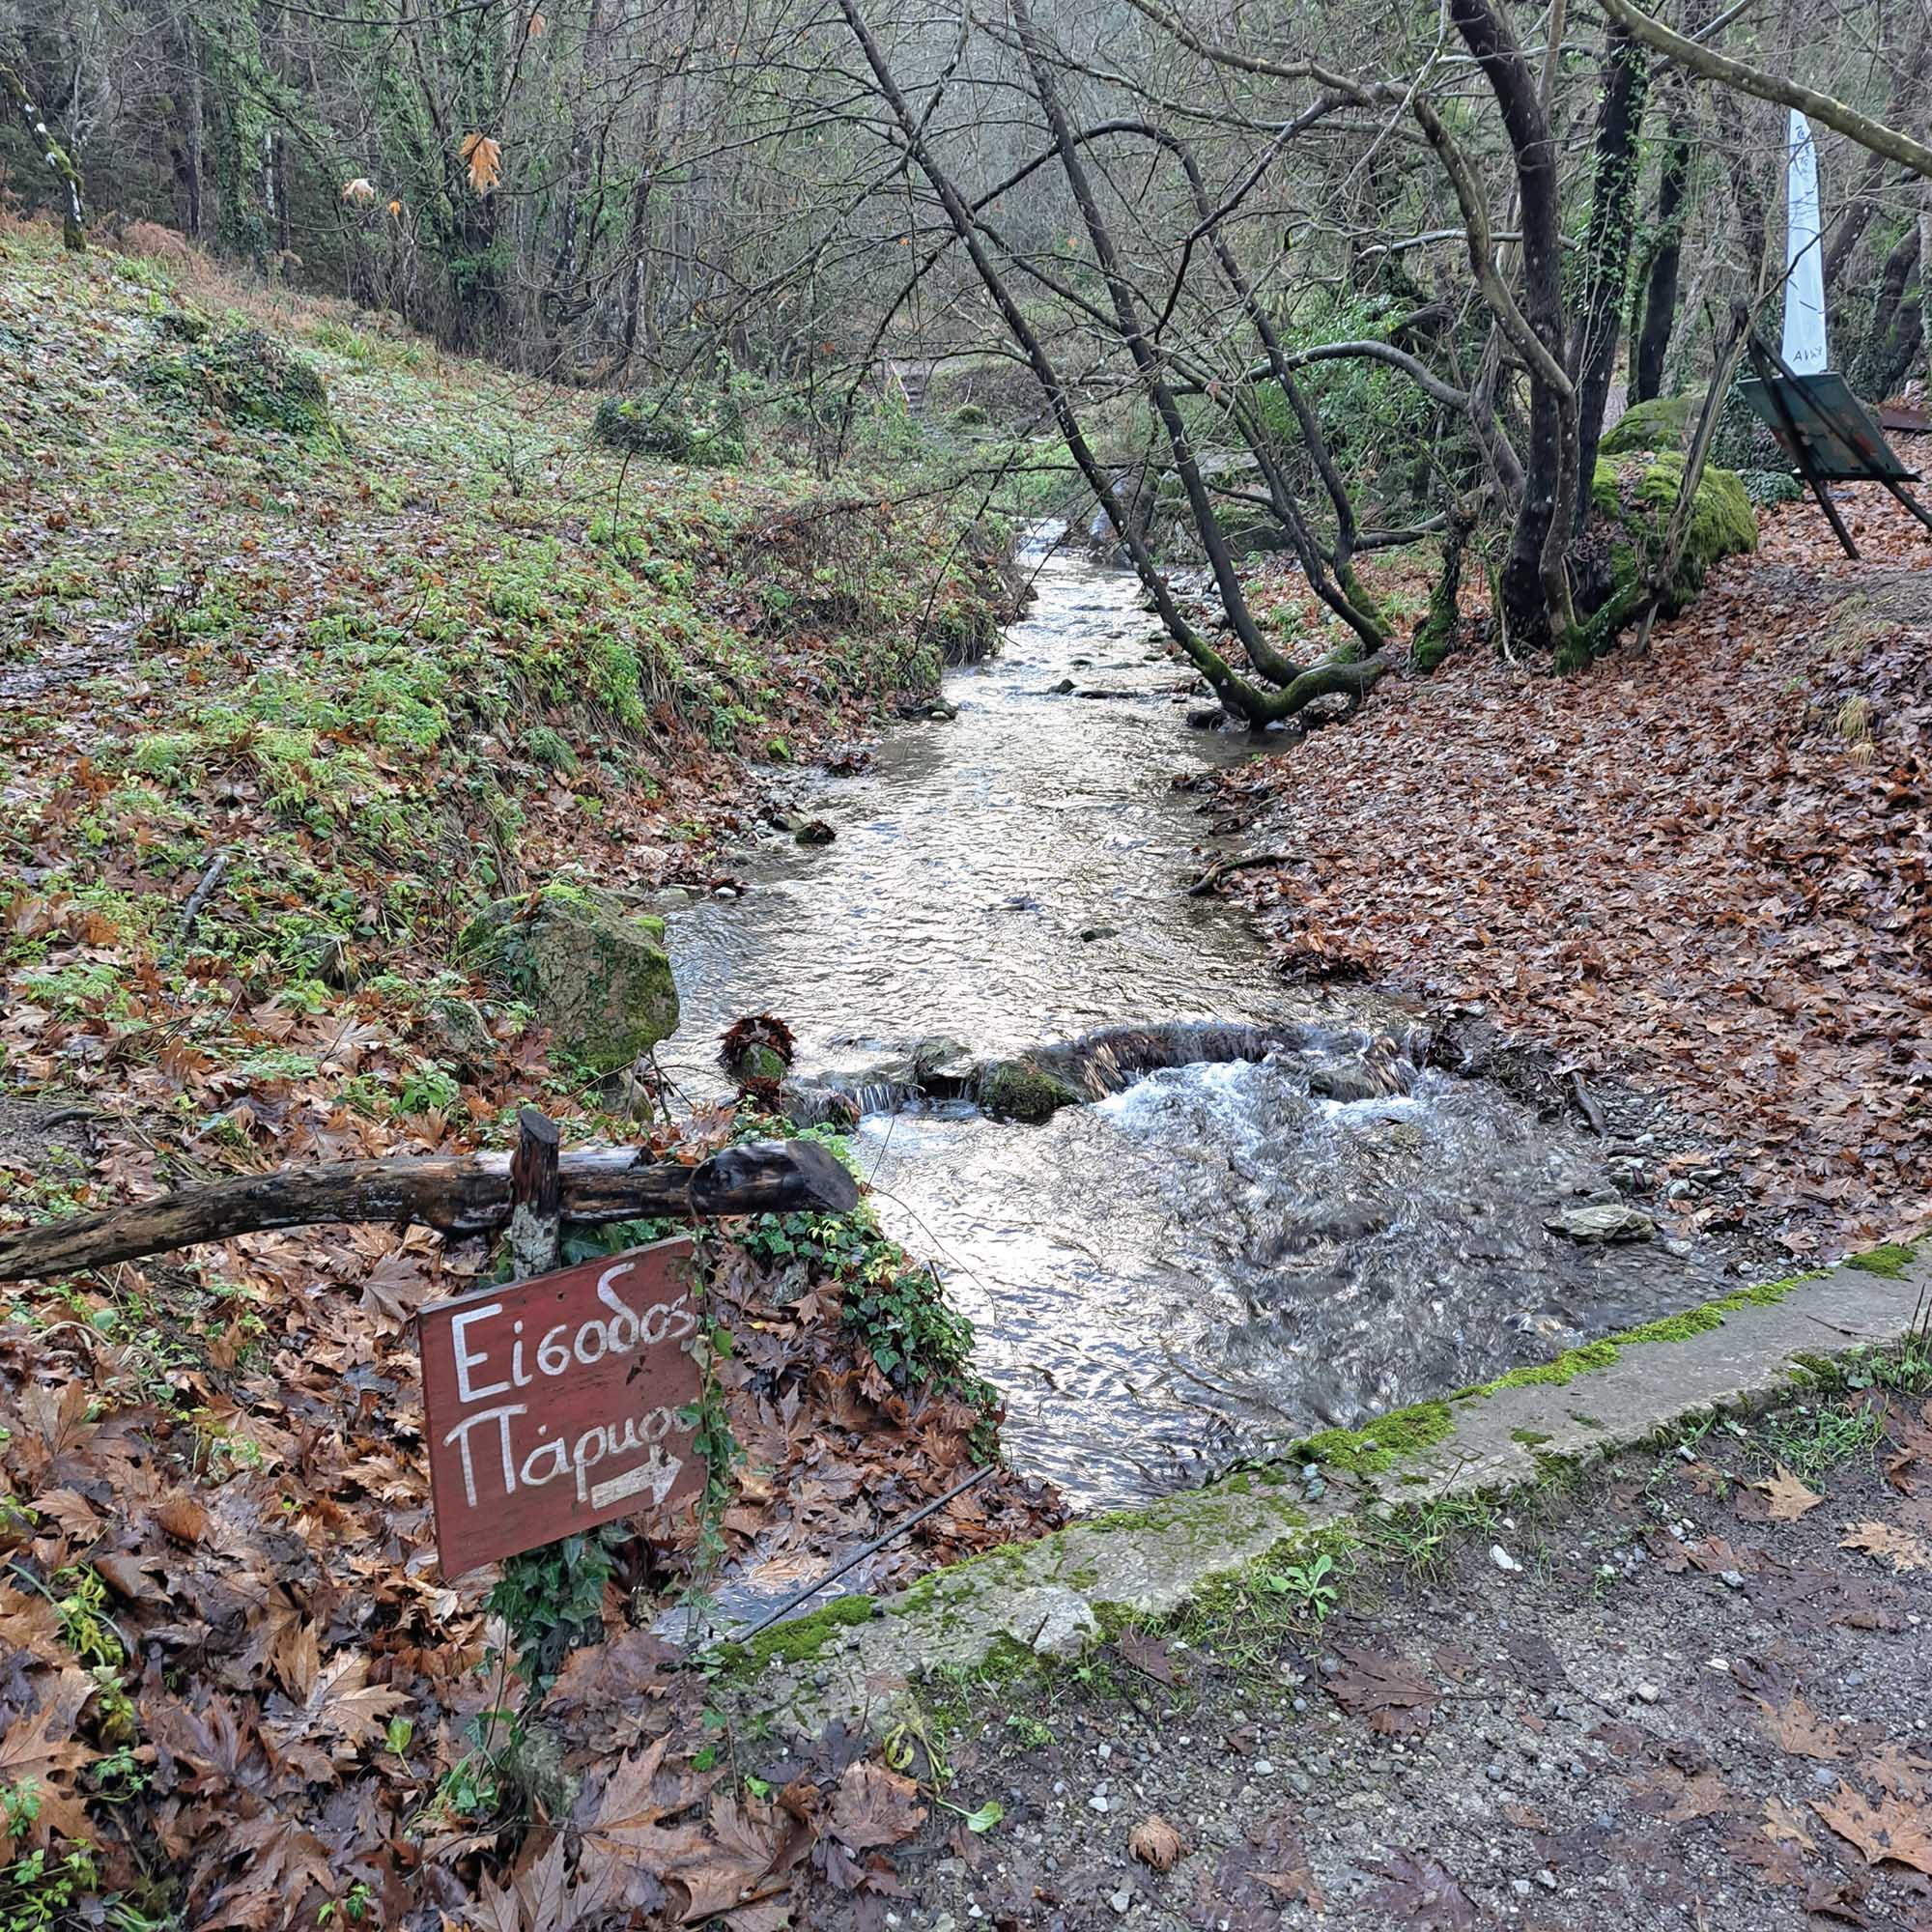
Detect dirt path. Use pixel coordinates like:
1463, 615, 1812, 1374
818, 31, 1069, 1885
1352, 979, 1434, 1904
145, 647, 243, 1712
798, 1356, 1932, 1929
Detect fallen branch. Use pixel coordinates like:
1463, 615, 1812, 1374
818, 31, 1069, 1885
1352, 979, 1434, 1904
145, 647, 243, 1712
0, 1138, 858, 1283
1569, 1070, 1608, 1137
174, 847, 232, 948
1185, 850, 1300, 896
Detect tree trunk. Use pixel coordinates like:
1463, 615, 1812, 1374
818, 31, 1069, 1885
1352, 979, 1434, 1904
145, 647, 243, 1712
1571, 19, 1651, 528
1634, 111, 1690, 401
2, 63, 86, 249
1449, 0, 1577, 648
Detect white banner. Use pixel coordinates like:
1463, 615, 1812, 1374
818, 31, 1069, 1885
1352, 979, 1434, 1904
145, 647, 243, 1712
1782, 108, 1830, 375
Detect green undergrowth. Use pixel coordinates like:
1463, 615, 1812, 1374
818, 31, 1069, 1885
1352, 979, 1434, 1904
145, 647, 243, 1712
0, 224, 1013, 1123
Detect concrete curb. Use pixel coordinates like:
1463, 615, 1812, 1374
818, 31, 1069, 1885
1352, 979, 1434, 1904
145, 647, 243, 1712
728, 1250, 1926, 1730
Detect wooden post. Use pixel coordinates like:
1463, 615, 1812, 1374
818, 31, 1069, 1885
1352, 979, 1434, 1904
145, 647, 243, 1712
507, 1108, 562, 1279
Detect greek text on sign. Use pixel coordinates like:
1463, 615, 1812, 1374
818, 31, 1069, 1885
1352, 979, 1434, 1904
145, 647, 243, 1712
418, 1236, 701, 1578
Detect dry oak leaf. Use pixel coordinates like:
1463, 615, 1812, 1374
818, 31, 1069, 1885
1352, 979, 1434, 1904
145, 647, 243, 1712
1839, 1520, 1932, 1573
1757, 1465, 1824, 1521
1811, 1780, 1932, 1873
826, 1757, 925, 1851
1129, 1813, 1186, 1871
461, 132, 502, 195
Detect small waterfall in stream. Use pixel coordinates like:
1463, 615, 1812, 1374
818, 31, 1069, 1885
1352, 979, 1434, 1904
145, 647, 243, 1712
653, 529, 1732, 1507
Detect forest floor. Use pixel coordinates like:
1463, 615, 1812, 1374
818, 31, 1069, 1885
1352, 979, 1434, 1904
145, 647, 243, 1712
1216, 486, 1932, 1264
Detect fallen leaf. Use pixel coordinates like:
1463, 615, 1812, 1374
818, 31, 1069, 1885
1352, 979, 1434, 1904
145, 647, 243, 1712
1755, 1695, 1854, 1762
1367, 1849, 1477, 1929
1324, 1643, 1439, 1741
825, 1758, 924, 1852
1114, 1627, 1179, 1685
1757, 1466, 1823, 1521
1839, 1520, 1932, 1573
1762, 1795, 1817, 1850
1812, 1781, 1932, 1873
1129, 1813, 1184, 1871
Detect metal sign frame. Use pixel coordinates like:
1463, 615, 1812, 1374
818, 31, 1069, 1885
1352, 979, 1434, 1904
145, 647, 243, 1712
1741, 335, 1932, 557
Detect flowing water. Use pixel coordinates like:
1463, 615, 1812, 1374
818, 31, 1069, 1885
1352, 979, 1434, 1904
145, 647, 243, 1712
658, 532, 1728, 1509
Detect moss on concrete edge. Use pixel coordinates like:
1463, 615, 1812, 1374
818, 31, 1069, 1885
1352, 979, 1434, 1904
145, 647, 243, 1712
709, 1591, 877, 1676
1847, 1242, 1918, 1280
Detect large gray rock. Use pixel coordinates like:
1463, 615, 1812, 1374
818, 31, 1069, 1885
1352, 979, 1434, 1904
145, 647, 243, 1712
1545, 1202, 1655, 1243
457, 883, 678, 1073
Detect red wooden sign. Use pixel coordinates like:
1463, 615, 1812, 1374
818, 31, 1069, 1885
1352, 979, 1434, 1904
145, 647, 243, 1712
417, 1236, 703, 1578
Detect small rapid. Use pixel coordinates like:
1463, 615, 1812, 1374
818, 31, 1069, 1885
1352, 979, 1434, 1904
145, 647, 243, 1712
656, 531, 1729, 1507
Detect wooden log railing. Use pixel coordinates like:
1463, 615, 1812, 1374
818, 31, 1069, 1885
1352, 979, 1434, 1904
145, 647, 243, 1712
0, 1138, 858, 1283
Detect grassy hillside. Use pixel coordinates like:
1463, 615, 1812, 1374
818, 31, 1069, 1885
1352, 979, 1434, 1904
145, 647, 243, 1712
0, 222, 1059, 1930
0, 218, 1011, 1146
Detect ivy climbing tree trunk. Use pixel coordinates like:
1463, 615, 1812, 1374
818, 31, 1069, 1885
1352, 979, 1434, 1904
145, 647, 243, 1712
2, 63, 86, 250
1570, 19, 1650, 528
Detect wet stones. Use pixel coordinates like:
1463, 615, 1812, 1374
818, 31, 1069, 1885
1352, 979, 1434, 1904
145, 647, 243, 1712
976, 1059, 1083, 1123
1544, 1202, 1657, 1243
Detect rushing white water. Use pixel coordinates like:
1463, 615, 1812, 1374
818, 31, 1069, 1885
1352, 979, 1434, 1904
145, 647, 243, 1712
657, 534, 1728, 1507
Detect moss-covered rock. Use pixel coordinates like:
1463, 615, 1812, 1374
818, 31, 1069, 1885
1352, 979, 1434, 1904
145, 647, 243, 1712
1600, 391, 1698, 456
976, 1059, 1081, 1122
457, 882, 678, 1072
1566, 452, 1758, 668
139, 327, 331, 436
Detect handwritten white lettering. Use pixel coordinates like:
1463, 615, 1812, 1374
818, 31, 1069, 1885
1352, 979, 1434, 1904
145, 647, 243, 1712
450, 1304, 510, 1403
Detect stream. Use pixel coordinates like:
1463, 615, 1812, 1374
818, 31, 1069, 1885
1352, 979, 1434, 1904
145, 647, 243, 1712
658, 531, 1731, 1510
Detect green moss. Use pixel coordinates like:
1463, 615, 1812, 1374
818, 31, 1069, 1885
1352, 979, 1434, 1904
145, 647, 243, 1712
1567, 453, 1758, 667
713, 1592, 877, 1675
1600, 391, 1697, 457
1847, 1242, 1918, 1279
139, 327, 331, 437
1510, 1428, 1553, 1446
976, 1059, 1081, 1123
1296, 1401, 1454, 1474
457, 884, 677, 1072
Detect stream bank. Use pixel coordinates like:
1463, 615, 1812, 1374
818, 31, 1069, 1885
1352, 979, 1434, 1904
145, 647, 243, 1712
655, 532, 1765, 1512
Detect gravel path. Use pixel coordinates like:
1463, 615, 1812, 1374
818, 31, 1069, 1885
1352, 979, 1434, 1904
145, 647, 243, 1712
793, 1356, 1932, 1929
